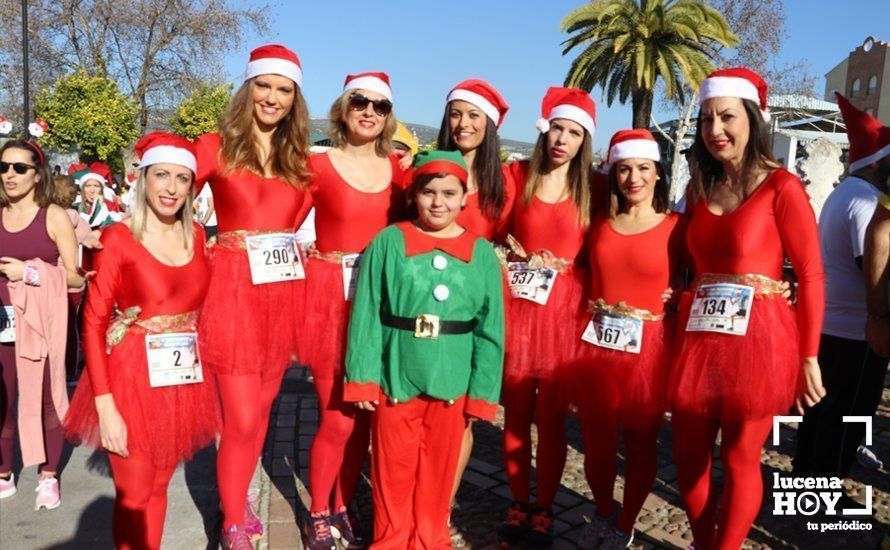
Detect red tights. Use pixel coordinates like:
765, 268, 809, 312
308, 373, 370, 513
217, 372, 285, 529
502, 377, 568, 509
108, 453, 177, 550
672, 412, 773, 550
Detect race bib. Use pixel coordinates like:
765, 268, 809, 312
145, 332, 203, 388
686, 283, 754, 336
0, 306, 14, 343
342, 253, 362, 302
245, 233, 305, 285
507, 262, 557, 305
581, 311, 643, 354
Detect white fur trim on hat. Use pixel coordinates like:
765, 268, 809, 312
547, 104, 596, 136
245, 58, 303, 87
140, 146, 198, 173
447, 89, 500, 125
850, 143, 890, 173
76, 173, 107, 187
345, 76, 392, 101
608, 139, 661, 165
700, 76, 769, 121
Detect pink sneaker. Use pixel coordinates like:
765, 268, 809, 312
244, 498, 263, 541
34, 476, 60, 510
0, 473, 16, 499
220, 524, 253, 550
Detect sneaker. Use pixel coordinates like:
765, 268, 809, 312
303, 510, 337, 550
497, 501, 530, 543
526, 506, 554, 548
330, 507, 366, 548
34, 476, 60, 510
243, 498, 263, 541
577, 512, 614, 549
0, 473, 16, 499
220, 524, 253, 550
857, 445, 884, 470
600, 526, 635, 549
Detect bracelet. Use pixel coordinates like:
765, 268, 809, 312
22, 261, 40, 286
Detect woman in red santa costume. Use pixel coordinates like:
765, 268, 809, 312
669, 68, 825, 549
65, 132, 219, 549
193, 44, 313, 548
300, 72, 410, 550
575, 129, 686, 550
497, 86, 596, 547
435, 78, 515, 506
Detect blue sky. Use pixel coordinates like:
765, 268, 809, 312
222, 0, 889, 149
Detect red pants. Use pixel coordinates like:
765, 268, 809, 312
502, 376, 569, 509
672, 412, 774, 550
108, 452, 177, 550
370, 396, 467, 550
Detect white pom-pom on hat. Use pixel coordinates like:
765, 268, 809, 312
536, 118, 551, 134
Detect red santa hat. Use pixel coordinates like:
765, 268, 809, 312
135, 131, 197, 173
446, 79, 509, 127
836, 92, 890, 172
343, 72, 392, 101
535, 86, 597, 136
77, 161, 112, 187
607, 129, 661, 166
699, 67, 770, 121
244, 44, 303, 87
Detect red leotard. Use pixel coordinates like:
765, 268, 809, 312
588, 212, 687, 315
456, 164, 515, 240
685, 168, 824, 356
194, 133, 312, 233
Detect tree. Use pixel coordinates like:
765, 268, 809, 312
561, 0, 738, 129
169, 82, 232, 140
33, 70, 138, 168
0, 0, 269, 133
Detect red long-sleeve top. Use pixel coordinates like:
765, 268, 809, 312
83, 223, 210, 395
686, 168, 825, 356
194, 133, 313, 233
589, 212, 686, 315
507, 160, 588, 260
307, 152, 410, 253
455, 164, 515, 241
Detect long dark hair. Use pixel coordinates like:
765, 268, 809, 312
607, 160, 670, 216
436, 107, 506, 220
523, 129, 594, 226
0, 140, 54, 207
687, 98, 779, 205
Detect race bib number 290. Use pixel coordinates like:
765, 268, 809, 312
686, 283, 754, 336
245, 233, 305, 285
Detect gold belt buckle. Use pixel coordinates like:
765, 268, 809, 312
414, 314, 440, 339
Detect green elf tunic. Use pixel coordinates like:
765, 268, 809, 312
343, 221, 505, 421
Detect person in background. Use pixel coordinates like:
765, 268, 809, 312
73, 163, 121, 229
195, 185, 217, 240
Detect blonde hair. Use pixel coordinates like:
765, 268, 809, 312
328, 90, 396, 157
218, 78, 311, 187
521, 130, 594, 227
129, 167, 195, 250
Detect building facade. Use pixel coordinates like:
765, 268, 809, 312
824, 36, 890, 124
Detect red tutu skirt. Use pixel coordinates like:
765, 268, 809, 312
64, 329, 220, 469
504, 268, 587, 384
297, 258, 353, 378
573, 318, 672, 429
199, 244, 303, 377
669, 291, 799, 421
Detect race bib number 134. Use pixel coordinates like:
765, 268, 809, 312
686, 283, 755, 336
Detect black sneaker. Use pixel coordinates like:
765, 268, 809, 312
330, 507, 366, 549
526, 506, 554, 548
303, 510, 337, 550
497, 501, 531, 544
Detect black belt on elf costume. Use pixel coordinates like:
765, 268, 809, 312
381, 312, 475, 339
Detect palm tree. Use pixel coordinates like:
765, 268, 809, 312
561, 0, 738, 129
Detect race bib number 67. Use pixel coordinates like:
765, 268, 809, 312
686, 283, 755, 336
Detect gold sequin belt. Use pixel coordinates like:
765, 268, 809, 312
105, 307, 198, 352
588, 299, 665, 322
213, 228, 298, 251
693, 273, 786, 298
495, 234, 574, 273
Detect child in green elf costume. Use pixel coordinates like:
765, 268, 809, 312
343, 149, 504, 549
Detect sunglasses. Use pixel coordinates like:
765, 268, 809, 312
348, 93, 392, 117
0, 162, 36, 175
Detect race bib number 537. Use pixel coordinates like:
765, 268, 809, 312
507, 262, 557, 305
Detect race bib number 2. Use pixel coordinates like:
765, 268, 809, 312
686, 283, 754, 336
507, 262, 557, 305
0, 306, 14, 343
145, 332, 203, 388
246, 233, 305, 285
581, 311, 643, 354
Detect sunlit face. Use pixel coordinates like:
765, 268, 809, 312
545, 118, 585, 169
699, 97, 751, 165
415, 175, 467, 231
143, 163, 193, 220
82, 180, 103, 203
448, 100, 487, 153
344, 88, 389, 143
615, 158, 659, 208
1, 148, 40, 202
251, 74, 296, 129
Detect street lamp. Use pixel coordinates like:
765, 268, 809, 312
22, 0, 29, 133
